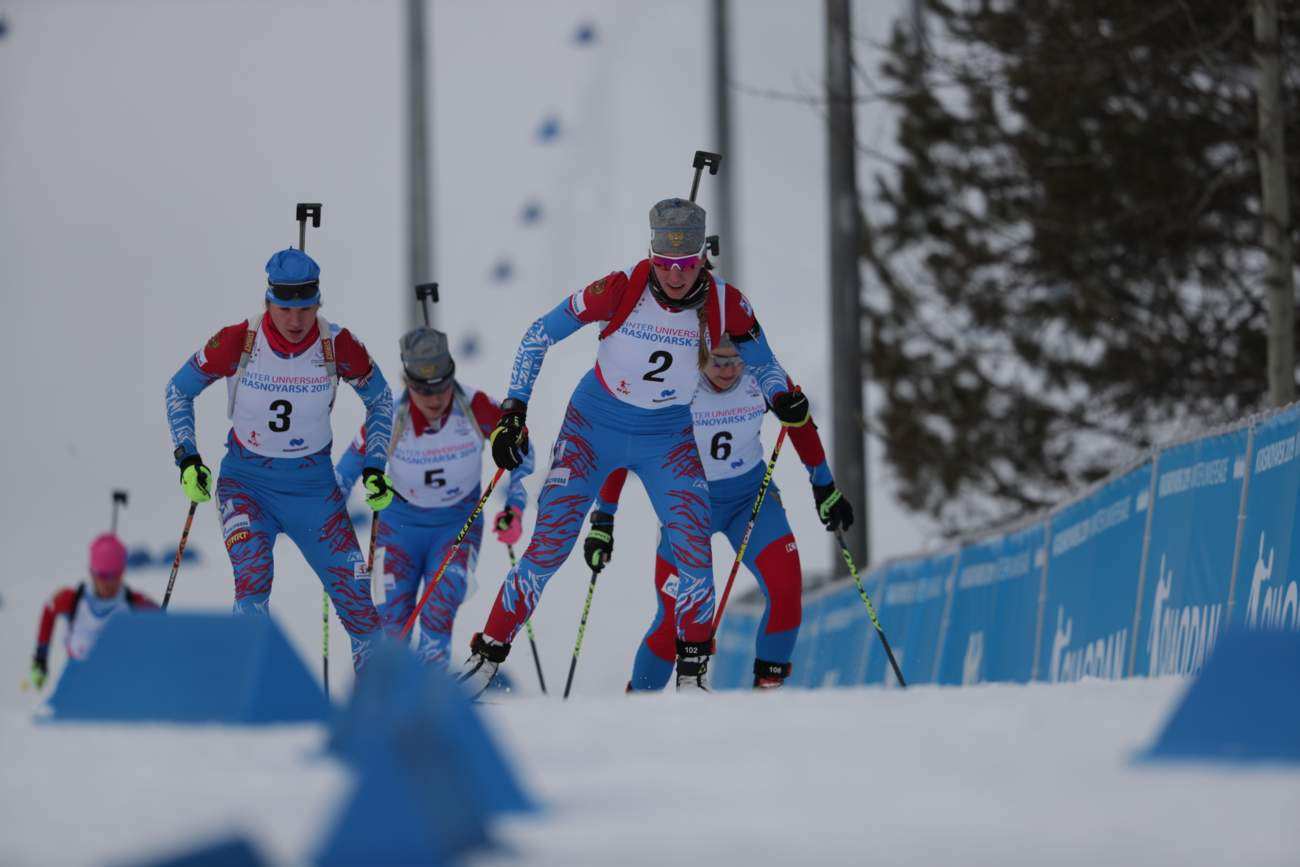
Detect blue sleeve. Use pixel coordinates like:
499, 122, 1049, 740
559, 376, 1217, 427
593, 493, 620, 516
503, 440, 536, 512
734, 329, 790, 403
351, 366, 394, 471
335, 433, 366, 494
165, 358, 221, 464
507, 298, 587, 404
806, 460, 834, 487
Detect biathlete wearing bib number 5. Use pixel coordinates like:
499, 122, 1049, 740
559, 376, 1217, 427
164, 248, 393, 671
336, 327, 534, 668
459, 197, 797, 695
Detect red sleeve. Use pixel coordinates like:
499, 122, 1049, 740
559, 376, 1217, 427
723, 284, 760, 340
571, 270, 630, 323
127, 589, 158, 610
598, 468, 630, 508
194, 321, 249, 378
333, 329, 375, 381
469, 391, 504, 437
37, 587, 77, 648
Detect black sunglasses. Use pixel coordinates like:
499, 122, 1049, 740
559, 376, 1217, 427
268, 280, 319, 302
407, 376, 454, 396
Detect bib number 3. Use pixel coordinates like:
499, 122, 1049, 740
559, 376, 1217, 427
268, 399, 294, 432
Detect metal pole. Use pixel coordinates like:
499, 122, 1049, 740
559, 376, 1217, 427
710, 0, 736, 283
407, 0, 433, 330
825, 0, 868, 569
1253, 0, 1294, 406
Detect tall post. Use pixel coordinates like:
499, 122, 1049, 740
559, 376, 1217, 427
406, 0, 433, 329
1254, 0, 1295, 407
825, 0, 868, 569
711, 0, 737, 283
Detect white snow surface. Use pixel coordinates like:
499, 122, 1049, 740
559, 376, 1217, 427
2, 678, 1298, 866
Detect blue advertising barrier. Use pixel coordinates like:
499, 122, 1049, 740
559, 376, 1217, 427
1232, 404, 1300, 633
863, 552, 955, 686
938, 523, 1045, 685
804, 580, 877, 688
1132, 429, 1249, 677
786, 594, 826, 688
712, 608, 759, 690
1037, 463, 1152, 683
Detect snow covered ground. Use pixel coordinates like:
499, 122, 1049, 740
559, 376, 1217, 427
3, 677, 1298, 866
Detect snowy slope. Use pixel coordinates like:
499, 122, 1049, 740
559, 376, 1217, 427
2, 679, 1298, 866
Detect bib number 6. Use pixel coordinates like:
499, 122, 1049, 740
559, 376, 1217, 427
710, 431, 732, 460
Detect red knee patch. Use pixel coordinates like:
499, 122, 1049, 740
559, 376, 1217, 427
754, 534, 802, 634
645, 556, 678, 662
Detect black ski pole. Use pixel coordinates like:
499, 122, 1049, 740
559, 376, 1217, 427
110, 490, 128, 536
563, 570, 600, 699
162, 502, 197, 610
689, 150, 722, 202
835, 530, 906, 687
506, 544, 548, 694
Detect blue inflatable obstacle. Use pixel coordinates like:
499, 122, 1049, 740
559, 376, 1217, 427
48, 613, 329, 724
1141, 629, 1300, 764
317, 640, 533, 866
119, 835, 269, 867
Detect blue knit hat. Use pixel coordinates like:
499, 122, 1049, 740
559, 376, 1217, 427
265, 248, 321, 308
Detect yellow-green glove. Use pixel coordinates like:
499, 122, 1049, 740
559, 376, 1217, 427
362, 468, 395, 511
179, 456, 212, 504
29, 658, 47, 691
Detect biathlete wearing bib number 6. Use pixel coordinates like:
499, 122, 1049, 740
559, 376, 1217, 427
164, 248, 393, 671
592, 341, 851, 691
336, 327, 534, 668
459, 197, 798, 695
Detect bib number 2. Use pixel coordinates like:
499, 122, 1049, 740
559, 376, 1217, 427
643, 350, 673, 382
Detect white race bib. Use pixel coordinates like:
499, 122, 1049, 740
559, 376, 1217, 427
228, 326, 335, 457
691, 372, 767, 481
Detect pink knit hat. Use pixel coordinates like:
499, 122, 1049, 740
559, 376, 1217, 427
89, 533, 127, 581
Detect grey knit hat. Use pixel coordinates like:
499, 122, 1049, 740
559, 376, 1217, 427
400, 327, 455, 385
649, 198, 706, 255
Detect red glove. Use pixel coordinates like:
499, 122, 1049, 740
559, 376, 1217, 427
493, 506, 523, 546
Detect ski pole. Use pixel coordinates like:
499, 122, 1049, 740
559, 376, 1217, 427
322, 592, 330, 698
161, 502, 197, 610
563, 569, 600, 699
507, 544, 548, 694
835, 530, 906, 688
110, 490, 128, 535
401, 468, 505, 639
711, 426, 787, 634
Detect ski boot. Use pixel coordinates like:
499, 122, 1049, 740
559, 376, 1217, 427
675, 639, 713, 692
753, 659, 792, 689
456, 632, 510, 700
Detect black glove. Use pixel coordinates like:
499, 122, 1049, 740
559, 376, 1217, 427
812, 483, 854, 532
770, 389, 810, 427
490, 399, 530, 471
583, 511, 615, 573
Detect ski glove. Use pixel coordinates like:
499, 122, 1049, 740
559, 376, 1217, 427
490, 399, 530, 471
584, 511, 615, 573
362, 468, 395, 511
812, 483, 854, 532
179, 455, 212, 504
770, 389, 811, 427
28, 657, 47, 691
493, 505, 524, 546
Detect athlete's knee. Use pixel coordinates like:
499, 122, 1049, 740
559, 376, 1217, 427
754, 534, 802, 632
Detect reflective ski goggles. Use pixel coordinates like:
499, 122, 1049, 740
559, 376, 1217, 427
708, 353, 744, 369
406, 375, 454, 396
267, 280, 321, 302
650, 242, 707, 272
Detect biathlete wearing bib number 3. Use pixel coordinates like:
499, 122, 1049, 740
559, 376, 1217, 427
336, 327, 534, 668
164, 248, 393, 671
459, 197, 798, 695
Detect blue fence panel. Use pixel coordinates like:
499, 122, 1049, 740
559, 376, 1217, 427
863, 552, 955, 686
1038, 463, 1152, 683
1233, 406, 1300, 632
1132, 430, 1250, 677
937, 523, 1045, 685
804, 584, 871, 688
787, 594, 827, 688
713, 608, 758, 690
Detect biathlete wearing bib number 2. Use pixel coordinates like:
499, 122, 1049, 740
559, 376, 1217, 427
164, 248, 393, 671
336, 327, 534, 668
459, 197, 797, 696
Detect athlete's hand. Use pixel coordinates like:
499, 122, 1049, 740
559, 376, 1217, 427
179, 455, 213, 504
770, 389, 810, 427
812, 483, 854, 532
490, 399, 530, 471
493, 506, 524, 546
28, 657, 47, 691
583, 511, 615, 573
362, 468, 396, 511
